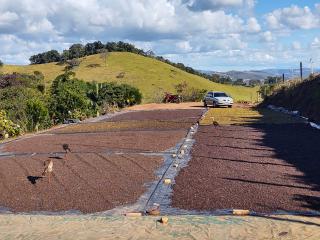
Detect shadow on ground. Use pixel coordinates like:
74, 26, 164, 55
247, 108, 320, 212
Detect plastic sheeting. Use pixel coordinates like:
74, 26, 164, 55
0, 214, 319, 240
267, 105, 320, 130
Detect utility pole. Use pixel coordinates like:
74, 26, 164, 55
309, 58, 314, 75
300, 62, 303, 81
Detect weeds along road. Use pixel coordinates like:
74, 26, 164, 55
172, 106, 320, 214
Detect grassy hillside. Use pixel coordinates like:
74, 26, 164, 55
2, 52, 258, 103
262, 75, 320, 122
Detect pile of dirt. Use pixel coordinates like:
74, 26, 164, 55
262, 76, 320, 122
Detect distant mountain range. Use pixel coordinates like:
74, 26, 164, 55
200, 68, 320, 81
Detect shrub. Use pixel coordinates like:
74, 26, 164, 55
64, 58, 81, 71
174, 81, 206, 102
50, 72, 94, 122
86, 63, 101, 68
0, 110, 21, 138
26, 98, 51, 131
116, 72, 125, 78
97, 82, 142, 108
0, 72, 47, 132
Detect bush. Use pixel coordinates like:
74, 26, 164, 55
97, 82, 142, 108
26, 98, 51, 131
64, 59, 81, 71
0, 72, 47, 132
86, 63, 101, 68
50, 72, 94, 122
174, 81, 206, 102
0, 110, 21, 138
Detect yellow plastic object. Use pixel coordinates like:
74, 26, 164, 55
125, 212, 142, 217
232, 209, 250, 216
163, 179, 172, 185
160, 217, 169, 224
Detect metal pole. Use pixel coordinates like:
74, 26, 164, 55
300, 62, 303, 81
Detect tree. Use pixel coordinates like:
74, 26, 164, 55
99, 49, 109, 67
264, 76, 282, 85
29, 50, 60, 64
50, 72, 93, 121
68, 44, 85, 59
44, 50, 60, 62
0, 60, 3, 68
26, 98, 50, 131
233, 79, 245, 86
248, 79, 261, 86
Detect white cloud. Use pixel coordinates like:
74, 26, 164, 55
261, 31, 274, 42
183, 0, 243, 11
0, 0, 317, 70
176, 41, 193, 52
265, 5, 320, 30
246, 17, 261, 32
311, 37, 320, 49
292, 41, 301, 50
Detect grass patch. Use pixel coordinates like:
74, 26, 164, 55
200, 107, 304, 126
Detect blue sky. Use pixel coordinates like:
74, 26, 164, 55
0, 0, 319, 71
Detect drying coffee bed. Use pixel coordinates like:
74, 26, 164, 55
172, 107, 320, 214
0, 109, 203, 213
103, 109, 203, 122
3, 130, 187, 154
0, 154, 162, 213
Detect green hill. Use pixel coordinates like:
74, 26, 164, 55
2, 52, 258, 103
